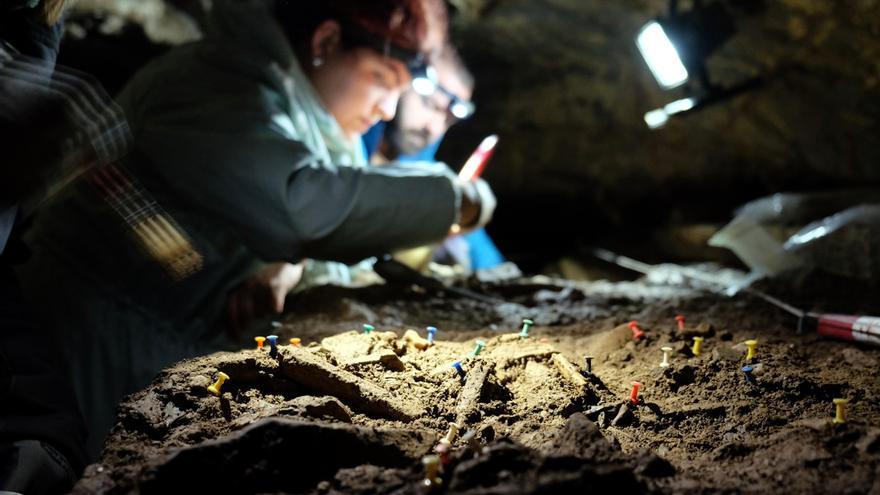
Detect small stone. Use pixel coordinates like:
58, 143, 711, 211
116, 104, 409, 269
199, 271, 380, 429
635, 453, 676, 478
711, 346, 741, 362
680, 322, 714, 338
343, 351, 405, 372
611, 403, 632, 426
857, 429, 880, 454
402, 329, 430, 350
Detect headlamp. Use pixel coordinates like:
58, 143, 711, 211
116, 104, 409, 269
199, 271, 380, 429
410, 65, 475, 121
339, 20, 428, 80
635, 0, 763, 129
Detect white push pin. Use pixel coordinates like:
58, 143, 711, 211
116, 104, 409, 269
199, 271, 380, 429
660, 346, 673, 368
443, 422, 460, 445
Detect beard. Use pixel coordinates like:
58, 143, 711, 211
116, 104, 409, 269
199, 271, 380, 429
385, 120, 431, 158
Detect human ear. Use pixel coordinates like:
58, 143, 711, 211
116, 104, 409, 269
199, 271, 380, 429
310, 20, 342, 65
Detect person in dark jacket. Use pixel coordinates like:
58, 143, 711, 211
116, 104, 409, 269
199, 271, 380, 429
18, 0, 496, 461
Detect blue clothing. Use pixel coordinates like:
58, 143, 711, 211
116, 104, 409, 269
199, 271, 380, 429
361, 121, 384, 158
362, 121, 442, 162
462, 228, 505, 270
362, 123, 504, 269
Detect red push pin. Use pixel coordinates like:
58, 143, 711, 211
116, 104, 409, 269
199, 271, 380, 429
675, 315, 686, 331
434, 442, 451, 465
628, 321, 645, 340
630, 381, 642, 404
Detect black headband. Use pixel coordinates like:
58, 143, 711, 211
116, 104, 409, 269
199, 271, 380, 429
338, 19, 428, 75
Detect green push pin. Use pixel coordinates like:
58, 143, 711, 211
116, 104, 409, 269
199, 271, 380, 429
469, 340, 486, 358
519, 319, 534, 338
363, 324, 374, 335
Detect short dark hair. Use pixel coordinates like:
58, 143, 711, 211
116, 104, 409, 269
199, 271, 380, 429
274, 0, 447, 60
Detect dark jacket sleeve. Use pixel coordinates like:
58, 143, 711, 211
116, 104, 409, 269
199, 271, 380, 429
117, 47, 460, 264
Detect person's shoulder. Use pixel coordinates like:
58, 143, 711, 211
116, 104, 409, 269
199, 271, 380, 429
119, 41, 287, 125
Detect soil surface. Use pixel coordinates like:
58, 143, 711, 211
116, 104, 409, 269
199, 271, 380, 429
74, 272, 880, 494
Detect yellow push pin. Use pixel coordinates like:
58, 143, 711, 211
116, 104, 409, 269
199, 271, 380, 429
207, 372, 229, 396
289, 338, 301, 347
832, 398, 849, 424
691, 336, 704, 356
744, 339, 758, 361
422, 455, 442, 488
254, 336, 266, 350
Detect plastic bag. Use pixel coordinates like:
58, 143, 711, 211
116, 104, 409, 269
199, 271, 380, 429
709, 190, 880, 280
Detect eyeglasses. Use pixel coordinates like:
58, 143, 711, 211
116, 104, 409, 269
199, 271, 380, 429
410, 65, 476, 121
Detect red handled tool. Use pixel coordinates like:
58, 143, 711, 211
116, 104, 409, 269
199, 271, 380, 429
458, 134, 498, 181
592, 248, 880, 347
814, 314, 880, 346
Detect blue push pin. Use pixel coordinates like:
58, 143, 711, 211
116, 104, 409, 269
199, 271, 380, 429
741, 365, 756, 384
267, 335, 279, 358
426, 326, 437, 346
452, 361, 466, 384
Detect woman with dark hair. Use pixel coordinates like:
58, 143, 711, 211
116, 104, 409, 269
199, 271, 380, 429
18, 0, 496, 460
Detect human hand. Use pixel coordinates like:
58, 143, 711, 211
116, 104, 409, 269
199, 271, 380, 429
225, 262, 303, 341
454, 178, 496, 234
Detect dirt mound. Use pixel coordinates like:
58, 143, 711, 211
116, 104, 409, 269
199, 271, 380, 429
74, 277, 880, 494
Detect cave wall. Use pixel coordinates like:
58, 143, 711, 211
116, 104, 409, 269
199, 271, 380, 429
440, 0, 880, 262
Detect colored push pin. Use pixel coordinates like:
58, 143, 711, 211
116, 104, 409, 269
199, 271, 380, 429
451, 361, 466, 383
744, 339, 758, 361
832, 398, 849, 424
675, 315, 686, 331
584, 356, 593, 375
444, 422, 460, 445
434, 442, 450, 465
660, 346, 673, 368
289, 338, 301, 347
628, 321, 645, 340
207, 372, 229, 396
630, 381, 642, 405
469, 340, 486, 358
266, 335, 279, 358
519, 319, 534, 338
426, 326, 437, 345
741, 365, 756, 384
363, 324, 374, 335
422, 455, 442, 488
254, 336, 266, 350
691, 336, 704, 356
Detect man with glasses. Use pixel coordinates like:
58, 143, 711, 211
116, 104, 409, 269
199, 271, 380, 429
364, 44, 505, 271
364, 44, 475, 162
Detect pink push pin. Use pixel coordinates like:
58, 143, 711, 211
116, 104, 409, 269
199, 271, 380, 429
628, 321, 645, 340
434, 442, 451, 465
630, 381, 642, 405
675, 315, 686, 331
